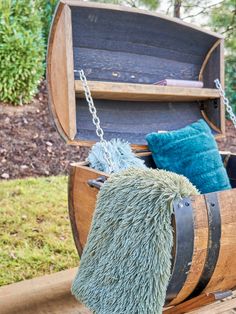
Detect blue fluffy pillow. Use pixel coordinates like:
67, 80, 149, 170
146, 119, 231, 194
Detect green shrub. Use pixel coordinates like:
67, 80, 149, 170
36, 0, 59, 44
0, 0, 45, 105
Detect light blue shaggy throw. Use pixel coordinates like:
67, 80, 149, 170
87, 139, 146, 173
72, 168, 199, 313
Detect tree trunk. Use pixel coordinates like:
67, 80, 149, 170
174, 0, 182, 18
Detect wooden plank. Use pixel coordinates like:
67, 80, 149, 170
68, 134, 225, 149
67, 139, 149, 151
0, 268, 89, 314
73, 47, 200, 84
75, 80, 220, 102
69, 165, 107, 253
65, 0, 223, 39
164, 291, 232, 314
189, 290, 236, 314
47, 3, 76, 141
74, 98, 206, 147
72, 35, 203, 65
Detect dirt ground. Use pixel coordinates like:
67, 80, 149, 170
0, 81, 235, 179
0, 81, 88, 180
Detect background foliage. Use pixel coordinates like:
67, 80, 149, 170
36, 0, 59, 45
0, 0, 45, 105
91, 0, 159, 10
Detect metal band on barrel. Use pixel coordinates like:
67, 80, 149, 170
189, 192, 221, 297
165, 197, 194, 305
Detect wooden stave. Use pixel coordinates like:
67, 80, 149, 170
203, 189, 236, 293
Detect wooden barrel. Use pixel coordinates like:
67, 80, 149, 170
68, 162, 236, 306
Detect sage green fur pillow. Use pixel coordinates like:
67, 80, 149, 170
146, 119, 231, 194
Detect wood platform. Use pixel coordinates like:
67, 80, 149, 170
0, 268, 82, 314
0, 268, 235, 314
190, 290, 236, 314
75, 80, 220, 102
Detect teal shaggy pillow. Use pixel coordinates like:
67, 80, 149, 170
146, 119, 231, 194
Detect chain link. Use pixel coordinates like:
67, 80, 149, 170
214, 79, 236, 128
78, 69, 115, 173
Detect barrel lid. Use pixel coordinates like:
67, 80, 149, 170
47, 0, 225, 150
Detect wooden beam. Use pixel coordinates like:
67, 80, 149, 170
0, 268, 91, 314
163, 291, 232, 314
64, 0, 223, 39
189, 290, 236, 313
75, 81, 220, 102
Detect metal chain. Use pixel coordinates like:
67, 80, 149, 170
214, 79, 236, 128
78, 69, 115, 173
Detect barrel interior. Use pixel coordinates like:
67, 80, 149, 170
71, 6, 218, 86
47, 1, 225, 145
75, 99, 212, 145
70, 4, 222, 142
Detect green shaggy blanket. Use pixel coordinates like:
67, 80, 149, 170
72, 168, 198, 314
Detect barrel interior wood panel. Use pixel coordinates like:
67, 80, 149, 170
75, 99, 220, 145
202, 44, 221, 89
200, 99, 221, 132
71, 6, 217, 84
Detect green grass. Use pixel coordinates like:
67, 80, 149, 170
0, 176, 79, 286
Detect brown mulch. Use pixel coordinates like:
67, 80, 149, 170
217, 119, 236, 153
0, 81, 88, 180
0, 81, 235, 180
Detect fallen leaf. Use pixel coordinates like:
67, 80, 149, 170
20, 165, 28, 169
1, 173, 9, 179
9, 252, 17, 260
